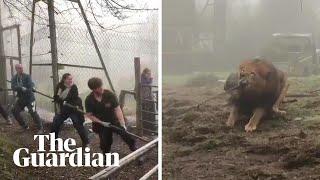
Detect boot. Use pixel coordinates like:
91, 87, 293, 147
31, 111, 43, 134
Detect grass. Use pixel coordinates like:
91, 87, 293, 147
165, 72, 320, 125
163, 71, 230, 87
164, 72, 320, 88
0, 136, 21, 179
288, 75, 320, 93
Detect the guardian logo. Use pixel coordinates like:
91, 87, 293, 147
13, 133, 119, 167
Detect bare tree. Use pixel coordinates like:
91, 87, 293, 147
2, 0, 158, 29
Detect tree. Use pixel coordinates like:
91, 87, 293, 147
2, 0, 157, 29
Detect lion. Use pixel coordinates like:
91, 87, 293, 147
225, 59, 289, 132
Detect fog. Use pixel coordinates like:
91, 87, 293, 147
163, 0, 320, 74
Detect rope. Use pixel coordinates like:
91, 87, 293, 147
185, 84, 242, 112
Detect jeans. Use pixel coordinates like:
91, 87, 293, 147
0, 104, 8, 120
12, 99, 42, 130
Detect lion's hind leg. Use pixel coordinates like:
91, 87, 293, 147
273, 72, 289, 116
245, 107, 265, 132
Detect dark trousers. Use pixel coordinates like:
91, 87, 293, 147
0, 104, 8, 120
12, 99, 42, 129
98, 126, 136, 154
51, 113, 89, 146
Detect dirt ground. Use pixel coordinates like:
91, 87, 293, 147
0, 115, 157, 180
163, 75, 320, 180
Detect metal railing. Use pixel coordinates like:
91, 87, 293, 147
140, 84, 158, 136
89, 138, 158, 179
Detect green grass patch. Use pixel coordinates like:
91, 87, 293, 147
288, 75, 320, 93
164, 72, 230, 87
0, 136, 32, 179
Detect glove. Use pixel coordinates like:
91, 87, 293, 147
53, 95, 59, 102
53, 95, 63, 103
100, 121, 111, 127
16, 86, 22, 92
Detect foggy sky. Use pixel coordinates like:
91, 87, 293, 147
163, 0, 320, 73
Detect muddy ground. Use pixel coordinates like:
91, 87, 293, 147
163, 75, 320, 180
0, 116, 157, 180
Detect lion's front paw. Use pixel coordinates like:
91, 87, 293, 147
272, 107, 287, 116
245, 123, 257, 132
278, 110, 286, 116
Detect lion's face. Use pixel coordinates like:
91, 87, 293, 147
239, 64, 267, 91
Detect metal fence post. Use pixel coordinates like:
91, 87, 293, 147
17, 25, 22, 64
135, 57, 143, 135
77, 0, 115, 92
48, 0, 59, 113
0, 4, 7, 105
29, 0, 36, 74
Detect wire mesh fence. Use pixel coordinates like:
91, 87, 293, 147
3, 9, 158, 121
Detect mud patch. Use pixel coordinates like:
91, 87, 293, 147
164, 84, 320, 179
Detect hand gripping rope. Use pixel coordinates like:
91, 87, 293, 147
63, 102, 150, 142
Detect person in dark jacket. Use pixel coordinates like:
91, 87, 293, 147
11, 64, 43, 133
141, 68, 153, 85
85, 77, 137, 154
140, 68, 156, 134
141, 68, 154, 100
51, 73, 89, 147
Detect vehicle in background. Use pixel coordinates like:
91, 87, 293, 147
262, 33, 320, 76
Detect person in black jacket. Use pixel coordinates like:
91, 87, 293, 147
51, 73, 89, 146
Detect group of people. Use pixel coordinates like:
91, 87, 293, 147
0, 64, 154, 154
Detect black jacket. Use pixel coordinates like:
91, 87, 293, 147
54, 84, 83, 115
11, 73, 35, 103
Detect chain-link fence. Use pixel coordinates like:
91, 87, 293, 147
3, 9, 158, 121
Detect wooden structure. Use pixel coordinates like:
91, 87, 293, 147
135, 57, 143, 135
